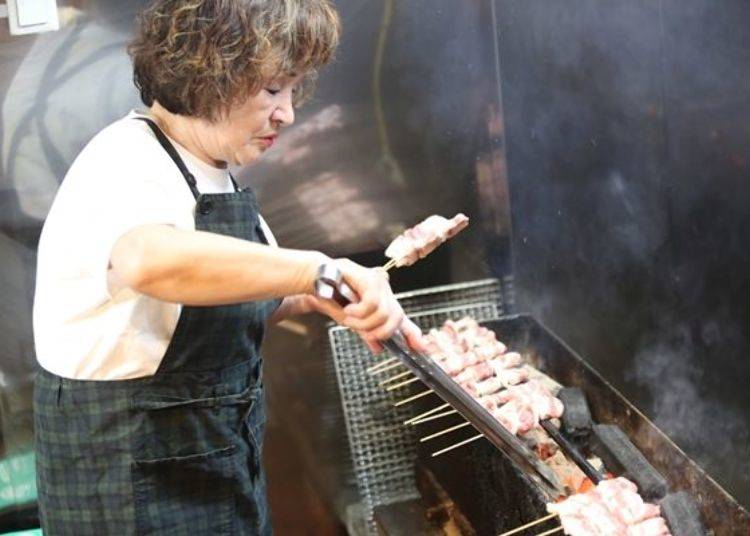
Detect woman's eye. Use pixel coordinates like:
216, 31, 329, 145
265, 88, 281, 96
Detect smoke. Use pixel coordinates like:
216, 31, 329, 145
627, 322, 750, 487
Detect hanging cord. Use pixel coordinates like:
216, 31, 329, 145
372, 0, 406, 187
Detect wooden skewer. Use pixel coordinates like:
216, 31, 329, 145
393, 389, 434, 407
498, 513, 559, 536
385, 377, 421, 391
403, 403, 450, 425
409, 409, 458, 425
378, 370, 413, 386
431, 433, 483, 457
383, 258, 397, 271
366, 357, 398, 374
419, 421, 471, 442
534, 527, 563, 536
370, 361, 404, 376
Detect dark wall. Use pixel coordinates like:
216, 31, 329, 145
496, 0, 750, 506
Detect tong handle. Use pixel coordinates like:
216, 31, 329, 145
314, 263, 411, 349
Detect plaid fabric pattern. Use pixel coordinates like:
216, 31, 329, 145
35, 185, 280, 535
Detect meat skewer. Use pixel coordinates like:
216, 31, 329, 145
404, 403, 450, 424
378, 370, 413, 386
384, 213, 470, 269
419, 421, 472, 442
431, 433, 484, 457
543, 477, 672, 536
498, 513, 560, 536
393, 389, 434, 406
408, 409, 458, 424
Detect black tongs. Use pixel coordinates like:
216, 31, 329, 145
315, 264, 566, 499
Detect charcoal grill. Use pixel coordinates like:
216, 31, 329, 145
328, 279, 750, 535
413, 314, 750, 535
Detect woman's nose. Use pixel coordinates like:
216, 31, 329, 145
272, 94, 295, 126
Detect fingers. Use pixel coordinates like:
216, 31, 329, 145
342, 288, 376, 317
310, 296, 346, 323
368, 304, 404, 341
364, 338, 384, 354
327, 258, 408, 349
401, 318, 427, 353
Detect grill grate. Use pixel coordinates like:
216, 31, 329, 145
328, 278, 511, 534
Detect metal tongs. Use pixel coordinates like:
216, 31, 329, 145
315, 264, 566, 499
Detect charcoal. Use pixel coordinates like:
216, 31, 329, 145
660, 492, 706, 536
591, 424, 668, 499
557, 387, 592, 438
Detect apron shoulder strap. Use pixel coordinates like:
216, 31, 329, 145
135, 116, 201, 200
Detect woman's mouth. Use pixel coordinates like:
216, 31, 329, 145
258, 135, 277, 148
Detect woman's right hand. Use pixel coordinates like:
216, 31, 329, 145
306, 258, 425, 354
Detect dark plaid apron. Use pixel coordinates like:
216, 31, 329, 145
34, 117, 280, 535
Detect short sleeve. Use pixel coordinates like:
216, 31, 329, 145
60, 124, 194, 300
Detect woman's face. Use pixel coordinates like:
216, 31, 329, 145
203, 76, 299, 167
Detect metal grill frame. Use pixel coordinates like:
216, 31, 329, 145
328, 278, 512, 534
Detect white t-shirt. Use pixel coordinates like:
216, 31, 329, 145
33, 111, 277, 380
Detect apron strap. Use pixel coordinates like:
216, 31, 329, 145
135, 116, 202, 200
229, 173, 241, 192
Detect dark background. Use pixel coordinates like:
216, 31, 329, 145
496, 0, 750, 506
0, 0, 748, 531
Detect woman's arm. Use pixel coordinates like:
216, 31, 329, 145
111, 224, 426, 353
269, 295, 315, 324
110, 224, 326, 305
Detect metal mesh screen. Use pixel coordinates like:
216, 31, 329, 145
328, 278, 511, 534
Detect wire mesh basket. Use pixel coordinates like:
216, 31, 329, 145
328, 277, 512, 534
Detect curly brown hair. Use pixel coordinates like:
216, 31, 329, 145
128, 0, 340, 121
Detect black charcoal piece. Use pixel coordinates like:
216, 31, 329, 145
557, 387, 592, 438
660, 492, 706, 536
591, 424, 668, 499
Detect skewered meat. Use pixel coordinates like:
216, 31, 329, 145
547, 477, 672, 536
425, 317, 508, 364
454, 357, 527, 385
488, 381, 564, 434
496, 380, 564, 419
492, 399, 538, 434
466, 377, 506, 397
453, 361, 496, 384
385, 213, 469, 267
463, 367, 529, 397
596, 478, 661, 525
488, 351, 523, 370
437, 350, 493, 376
549, 492, 627, 535
477, 391, 507, 410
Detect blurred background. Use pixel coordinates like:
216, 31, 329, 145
0, 0, 748, 533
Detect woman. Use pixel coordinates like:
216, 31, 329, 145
32, 1, 424, 534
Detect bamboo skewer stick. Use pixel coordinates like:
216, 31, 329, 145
382, 258, 397, 271
409, 409, 458, 424
378, 371, 413, 387
369, 361, 404, 376
431, 433, 483, 457
419, 421, 471, 442
385, 377, 421, 391
393, 389, 434, 407
535, 527, 563, 536
366, 357, 398, 374
403, 403, 450, 425
498, 513, 559, 536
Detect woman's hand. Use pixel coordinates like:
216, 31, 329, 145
306, 259, 426, 354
